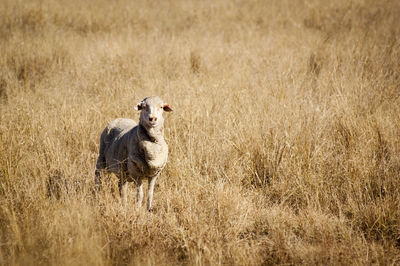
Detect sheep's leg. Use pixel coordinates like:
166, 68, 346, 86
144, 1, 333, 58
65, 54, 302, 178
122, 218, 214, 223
118, 178, 128, 206
94, 170, 102, 192
137, 179, 143, 208
95, 137, 106, 192
147, 175, 158, 212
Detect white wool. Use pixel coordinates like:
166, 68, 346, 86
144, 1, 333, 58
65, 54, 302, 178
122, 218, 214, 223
95, 96, 172, 211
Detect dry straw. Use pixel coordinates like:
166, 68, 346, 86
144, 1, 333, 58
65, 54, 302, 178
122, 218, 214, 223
0, 0, 400, 265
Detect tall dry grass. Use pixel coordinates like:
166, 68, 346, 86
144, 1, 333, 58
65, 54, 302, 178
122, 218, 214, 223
1, 0, 400, 264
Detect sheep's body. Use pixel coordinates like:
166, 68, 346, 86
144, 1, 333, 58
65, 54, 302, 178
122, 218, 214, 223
96, 118, 168, 179
95, 96, 171, 211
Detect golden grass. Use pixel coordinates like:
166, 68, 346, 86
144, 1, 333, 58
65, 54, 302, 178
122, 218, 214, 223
1, 0, 400, 264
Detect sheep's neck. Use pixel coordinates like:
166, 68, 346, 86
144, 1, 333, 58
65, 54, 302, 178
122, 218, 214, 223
139, 124, 164, 143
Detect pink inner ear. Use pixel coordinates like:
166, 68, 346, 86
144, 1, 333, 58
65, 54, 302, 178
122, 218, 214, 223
163, 104, 172, 112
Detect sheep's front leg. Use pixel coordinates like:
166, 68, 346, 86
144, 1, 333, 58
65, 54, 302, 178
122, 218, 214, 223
147, 175, 158, 212
118, 178, 128, 206
137, 179, 143, 208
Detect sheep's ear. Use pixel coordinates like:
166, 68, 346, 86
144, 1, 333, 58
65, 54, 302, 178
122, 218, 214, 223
134, 101, 144, 111
163, 104, 173, 112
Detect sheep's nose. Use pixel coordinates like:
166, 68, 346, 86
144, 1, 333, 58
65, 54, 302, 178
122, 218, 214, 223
149, 116, 157, 122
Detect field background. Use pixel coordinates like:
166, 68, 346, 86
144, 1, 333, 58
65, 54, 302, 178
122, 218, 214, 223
1, 0, 400, 265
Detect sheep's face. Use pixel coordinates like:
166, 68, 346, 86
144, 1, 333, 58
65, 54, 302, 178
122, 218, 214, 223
135, 96, 172, 128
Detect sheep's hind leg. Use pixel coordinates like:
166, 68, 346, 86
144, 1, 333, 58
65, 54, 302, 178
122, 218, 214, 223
94, 169, 102, 192
95, 139, 106, 192
118, 177, 128, 207
94, 159, 105, 192
147, 175, 158, 212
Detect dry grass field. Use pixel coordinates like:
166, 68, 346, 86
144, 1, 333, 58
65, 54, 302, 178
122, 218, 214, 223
1, 0, 400, 264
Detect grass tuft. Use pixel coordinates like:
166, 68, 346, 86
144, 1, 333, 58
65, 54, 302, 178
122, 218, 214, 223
1, 0, 400, 264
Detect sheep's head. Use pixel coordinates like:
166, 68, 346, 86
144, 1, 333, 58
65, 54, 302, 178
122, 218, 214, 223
135, 96, 172, 128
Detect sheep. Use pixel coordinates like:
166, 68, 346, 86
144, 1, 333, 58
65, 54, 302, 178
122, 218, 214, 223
95, 96, 172, 211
